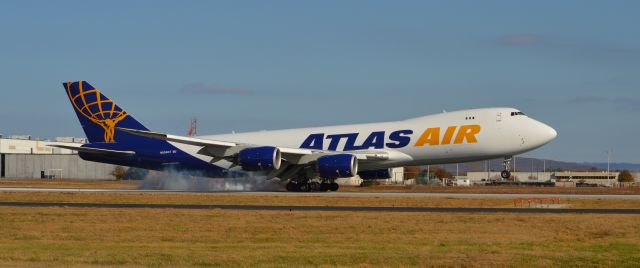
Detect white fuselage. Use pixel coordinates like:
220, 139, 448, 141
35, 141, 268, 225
171, 108, 557, 171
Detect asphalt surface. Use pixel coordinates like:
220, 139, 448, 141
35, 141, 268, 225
0, 201, 638, 214
1, 187, 640, 199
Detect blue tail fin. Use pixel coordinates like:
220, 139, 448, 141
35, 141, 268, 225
63, 81, 149, 143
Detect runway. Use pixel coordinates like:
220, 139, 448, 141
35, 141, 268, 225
0, 201, 639, 214
1, 187, 640, 199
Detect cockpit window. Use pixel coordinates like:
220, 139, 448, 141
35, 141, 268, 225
510, 111, 526, 116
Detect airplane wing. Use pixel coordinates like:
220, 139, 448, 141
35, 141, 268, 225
48, 144, 135, 157
116, 127, 390, 164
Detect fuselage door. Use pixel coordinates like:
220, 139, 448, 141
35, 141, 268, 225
496, 112, 502, 122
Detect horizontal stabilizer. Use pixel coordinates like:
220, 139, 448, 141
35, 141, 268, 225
117, 127, 238, 147
48, 144, 135, 157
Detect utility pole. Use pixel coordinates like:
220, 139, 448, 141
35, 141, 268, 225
543, 159, 547, 181
485, 160, 489, 181
426, 165, 430, 184
513, 156, 517, 181
607, 150, 612, 186
531, 158, 534, 181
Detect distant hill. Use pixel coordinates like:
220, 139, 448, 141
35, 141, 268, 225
430, 157, 640, 174
588, 163, 640, 172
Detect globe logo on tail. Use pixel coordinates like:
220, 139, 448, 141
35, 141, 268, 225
65, 81, 128, 143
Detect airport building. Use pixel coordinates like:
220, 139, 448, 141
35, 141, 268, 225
554, 171, 620, 184
465, 171, 624, 185
337, 167, 405, 186
466, 171, 554, 182
0, 136, 81, 155
0, 136, 119, 180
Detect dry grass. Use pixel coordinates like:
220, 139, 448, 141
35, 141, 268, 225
2, 192, 640, 209
342, 185, 640, 195
0, 179, 139, 189
0, 192, 639, 267
0, 206, 639, 267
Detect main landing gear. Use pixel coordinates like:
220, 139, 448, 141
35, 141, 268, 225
286, 179, 339, 192
501, 156, 512, 179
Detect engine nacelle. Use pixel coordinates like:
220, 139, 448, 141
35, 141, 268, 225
358, 168, 392, 180
238, 146, 281, 171
316, 154, 358, 178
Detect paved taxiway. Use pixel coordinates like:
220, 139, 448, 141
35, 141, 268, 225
0, 201, 639, 214
1, 187, 640, 199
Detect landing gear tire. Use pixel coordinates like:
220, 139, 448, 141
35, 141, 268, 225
319, 183, 329, 192
310, 182, 320, 191
501, 156, 513, 180
285, 179, 339, 192
286, 182, 296, 192
328, 182, 339, 192
298, 183, 310, 192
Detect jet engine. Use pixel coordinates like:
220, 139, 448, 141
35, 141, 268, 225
316, 154, 358, 178
238, 146, 281, 171
358, 168, 392, 180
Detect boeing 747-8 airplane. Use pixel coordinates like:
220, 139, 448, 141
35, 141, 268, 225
52, 81, 557, 191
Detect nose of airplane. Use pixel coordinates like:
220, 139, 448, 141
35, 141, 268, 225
539, 123, 558, 142
529, 120, 557, 147
509, 117, 557, 152
545, 124, 558, 141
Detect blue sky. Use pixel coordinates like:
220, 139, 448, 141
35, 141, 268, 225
0, 1, 638, 163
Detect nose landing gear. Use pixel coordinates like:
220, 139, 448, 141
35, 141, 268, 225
501, 157, 512, 179
501, 170, 511, 180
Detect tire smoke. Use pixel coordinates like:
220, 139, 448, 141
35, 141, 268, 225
137, 169, 284, 192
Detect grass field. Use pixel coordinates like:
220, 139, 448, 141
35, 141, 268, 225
0, 206, 639, 267
344, 184, 640, 195
0, 192, 640, 267
3, 191, 640, 209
